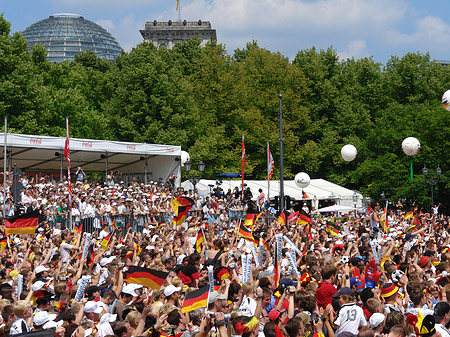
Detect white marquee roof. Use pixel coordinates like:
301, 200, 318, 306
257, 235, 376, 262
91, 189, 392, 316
0, 133, 182, 181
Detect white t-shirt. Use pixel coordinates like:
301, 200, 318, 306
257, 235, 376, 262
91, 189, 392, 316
436, 324, 450, 337
60, 242, 74, 262
238, 296, 257, 317
334, 303, 367, 336
10, 318, 30, 335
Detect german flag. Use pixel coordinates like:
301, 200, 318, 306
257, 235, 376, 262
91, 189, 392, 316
326, 222, 340, 236
238, 224, 254, 240
195, 230, 205, 253
404, 211, 413, 220
134, 243, 142, 256
380, 205, 389, 234
273, 242, 280, 287
100, 234, 111, 251
170, 197, 194, 226
277, 210, 288, 226
261, 238, 270, 251
296, 214, 312, 226
0, 237, 7, 252
87, 244, 95, 267
288, 211, 299, 223
125, 266, 168, 290
413, 216, 422, 228
181, 286, 209, 313
73, 223, 83, 234
244, 210, 258, 229
5, 210, 39, 235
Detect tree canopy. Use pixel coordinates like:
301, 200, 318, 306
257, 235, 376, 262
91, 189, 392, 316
1, 14, 450, 207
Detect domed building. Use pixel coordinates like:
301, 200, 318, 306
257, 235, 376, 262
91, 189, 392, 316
22, 13, 122, 63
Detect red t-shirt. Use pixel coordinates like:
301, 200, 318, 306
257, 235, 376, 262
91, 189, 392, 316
316, 281, 337, 309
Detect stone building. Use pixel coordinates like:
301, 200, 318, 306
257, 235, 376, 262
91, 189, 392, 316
140, 20, 217, 49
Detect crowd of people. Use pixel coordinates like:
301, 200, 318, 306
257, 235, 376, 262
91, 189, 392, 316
0, 170, 448, 337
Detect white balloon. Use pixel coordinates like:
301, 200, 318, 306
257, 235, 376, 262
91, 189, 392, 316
402, 137, 420, 156
295, 172, 310, 188
181, 151, 190, 165
341, 144, 357, 162
442, 89, 450, 111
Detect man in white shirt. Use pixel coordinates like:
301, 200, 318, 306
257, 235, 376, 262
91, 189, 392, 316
60, 232, 82, 263
434, 302, 450, 337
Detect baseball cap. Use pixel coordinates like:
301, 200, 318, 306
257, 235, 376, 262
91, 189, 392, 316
369, 313, 385, 329
99, 313, 117, 324
163, 285, 182, 297
84, 301, 103, 314
100, 256, 116, 267
434, 302, 450, 321
32, 280, 46, 292
209, 292, 227, 303
405, 233, 416, 240
332, 287, 354, 298
268, 308, 286, 321
350, 255, 366, 266
35, 266, 50, 274
350, 277, 363, 288
33, 311, 57, 326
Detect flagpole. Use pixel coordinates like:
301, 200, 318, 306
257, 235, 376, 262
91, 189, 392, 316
65, 117, 72, 230
178, 0, 181, 22
241, 134, 245, 200
3, 116, 6, 220
267, 142, 270, 202
278, 94, 284, 211
232, 219, 241, 247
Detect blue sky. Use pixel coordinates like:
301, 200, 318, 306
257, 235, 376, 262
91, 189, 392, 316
1, 0, 450, 64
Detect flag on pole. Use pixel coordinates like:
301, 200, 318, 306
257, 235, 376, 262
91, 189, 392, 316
380, 202, 389, 233
181, 286, 209, 313
125, 266, 168, 290
64, 117, 72, 210
195, 230, 205, 253
296, 214, 312, 226
170, 197, 194, 226
268, 143, 274, 181
276, 210, 288, 226
176, 0, 180, 10
243, 210, 258, 229
241, 135, 245, 199
5, 210, 39, 235
288, 210, 299, 223
238, 225, 254, 240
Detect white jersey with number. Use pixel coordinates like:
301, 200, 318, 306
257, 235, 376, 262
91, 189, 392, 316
334, 303, 367, 336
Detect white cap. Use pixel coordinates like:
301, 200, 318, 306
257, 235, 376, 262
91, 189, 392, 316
35, 266, 50, 274
163, 285, 181, 297
33, 311, 57, 326
32, 280, 46, 292
99, 256, 116, 267
369, 313, 385, 329
84, 301, 103, 314
122, 284, 139, 297
43, 320, 63, 329
99, 313, 117, 324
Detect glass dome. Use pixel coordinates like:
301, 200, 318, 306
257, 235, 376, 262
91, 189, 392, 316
22, 13, 122, 63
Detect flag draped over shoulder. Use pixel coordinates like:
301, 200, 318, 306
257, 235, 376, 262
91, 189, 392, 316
170, 197, 194, 226
277, 210, 288, 226
125, 266, 168, 290
5, 210, 39, 235
181, 286, 208, 313
195, 230, 204, 253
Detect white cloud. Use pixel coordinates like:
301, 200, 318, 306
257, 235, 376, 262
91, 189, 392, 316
337, 40, 368, 60
104, 15, 145, 52
96, 19, 115, 31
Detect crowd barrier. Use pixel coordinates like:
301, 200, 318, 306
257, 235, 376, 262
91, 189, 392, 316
48, 209, 274, 234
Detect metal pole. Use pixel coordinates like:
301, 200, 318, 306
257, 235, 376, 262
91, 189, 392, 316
267, 142, 270, 202
144, 157, 148, 185
278, 94, 284, 211
60, 154, 63, 182
431, 185, 434, 207
105, 152, 108, 180
3, 116, 6, 219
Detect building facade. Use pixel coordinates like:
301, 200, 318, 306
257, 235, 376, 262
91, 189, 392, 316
140, 20, 217, 49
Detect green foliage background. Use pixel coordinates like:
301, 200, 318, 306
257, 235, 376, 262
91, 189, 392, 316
1, 14, 450, 207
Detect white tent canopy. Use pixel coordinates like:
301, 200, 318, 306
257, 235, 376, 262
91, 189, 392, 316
182, 178, 364, 209
0, 133, 182, 184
